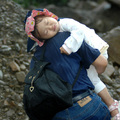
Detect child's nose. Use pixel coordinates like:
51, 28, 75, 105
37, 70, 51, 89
48, 25, 53, 30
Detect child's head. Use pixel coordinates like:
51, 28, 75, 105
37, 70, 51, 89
32, 15, 60, 40
25, 8, 59, 47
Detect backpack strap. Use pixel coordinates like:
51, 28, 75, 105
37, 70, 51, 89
33, 43, 82, 88
72, 64, 82, 88
32, 44, 46, 62
39, 44, 46, 61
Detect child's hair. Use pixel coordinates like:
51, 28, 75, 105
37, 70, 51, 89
31, 15, 44, 42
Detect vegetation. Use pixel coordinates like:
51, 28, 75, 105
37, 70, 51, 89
13, 0, 68, 8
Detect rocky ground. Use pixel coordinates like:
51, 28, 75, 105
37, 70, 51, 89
0, 0, 120, 119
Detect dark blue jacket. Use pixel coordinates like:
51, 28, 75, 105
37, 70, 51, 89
30, 32, 100, 97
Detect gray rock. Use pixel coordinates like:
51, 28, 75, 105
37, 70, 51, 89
102, 63, 115, 77
0, 70, 3, 79
16, 71, 25, 83
9, 61, 20, 72
20, 64, 26, 71
0, 80, 6, 85
6, 109, 14, 117
103, 26, 120, 64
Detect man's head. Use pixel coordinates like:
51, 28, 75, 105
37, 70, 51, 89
25, 8, 59, 47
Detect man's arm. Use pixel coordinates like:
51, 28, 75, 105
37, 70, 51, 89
77, 40, 101, 69
92, 54, 108, 74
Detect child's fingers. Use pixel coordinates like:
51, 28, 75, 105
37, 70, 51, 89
60, 47, 69, 55
60, 47, 63, 53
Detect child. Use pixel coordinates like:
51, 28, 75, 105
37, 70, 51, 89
25, 8, 120, 120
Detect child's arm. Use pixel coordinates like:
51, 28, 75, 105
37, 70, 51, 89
59, 18, 86, 55
59, 18, 109, 57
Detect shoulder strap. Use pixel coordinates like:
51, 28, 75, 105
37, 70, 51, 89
39, 44, 46, 61
33, 43, 82, 88
72, 64, 82, 88
32, 44, 46, 62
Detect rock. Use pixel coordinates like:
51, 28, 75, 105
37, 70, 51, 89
102, 63, 115, 77
23, 61, 30, 66
0, 70, 3, 79
0, 45, 12, 55
115, 78, 120, 84
4, 73, 11, 81
116, 88, 120, 94
16, 71, 25, 83
6, 109, 15, 117
113, 66, 119, 76
113, 84, 120, 89
67, 0, 80, 8
20, 64, 26, 70
4, 98, 16, 107
9, 61, 20, 72
14, 43, 21, 52
103, 26, 120, 64
0, 80, 6, 85
100, 74, 113, 85
93, 1, 111, 13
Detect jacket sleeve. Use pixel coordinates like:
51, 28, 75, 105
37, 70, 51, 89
77, 40, 100, 69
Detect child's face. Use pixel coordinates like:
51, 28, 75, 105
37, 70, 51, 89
37, 16, 60, 39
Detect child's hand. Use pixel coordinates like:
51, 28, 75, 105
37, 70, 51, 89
60, 47, 69, 55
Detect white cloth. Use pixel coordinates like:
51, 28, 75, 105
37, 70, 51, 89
59, 18, 109, 58
59, 18, 109, 93
87, 65, 106, 94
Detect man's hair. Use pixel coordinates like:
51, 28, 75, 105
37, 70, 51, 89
31, 15, 44, 42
